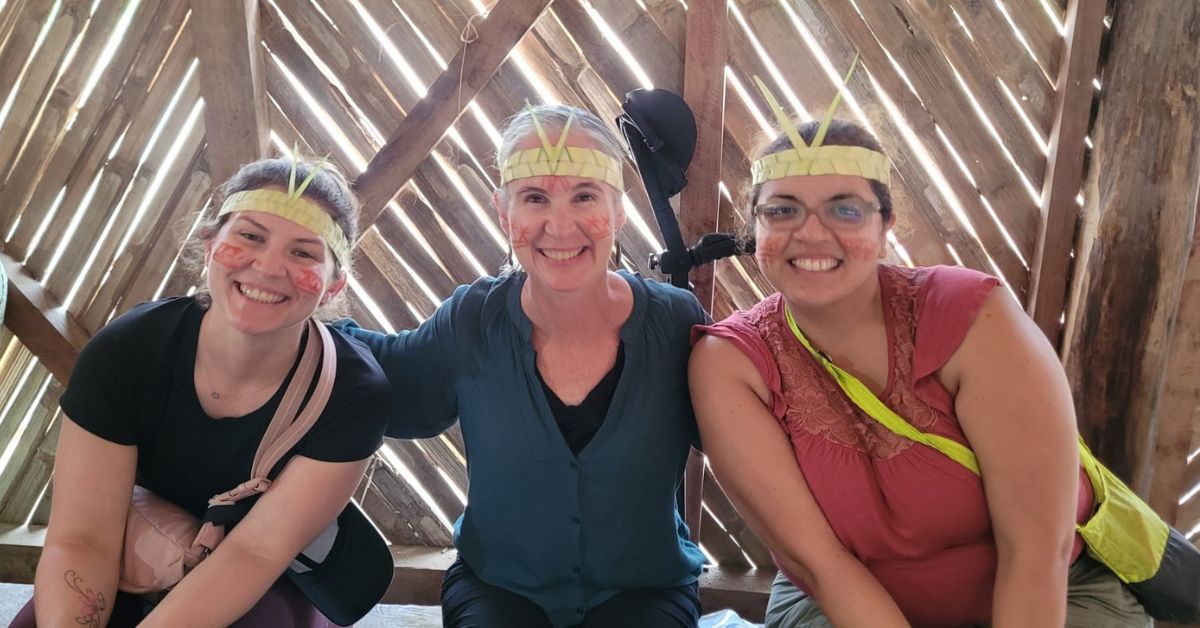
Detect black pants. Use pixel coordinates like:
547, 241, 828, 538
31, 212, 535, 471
441, 558, 701, 628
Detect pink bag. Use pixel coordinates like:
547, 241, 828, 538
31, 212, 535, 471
117, 319, 337, 594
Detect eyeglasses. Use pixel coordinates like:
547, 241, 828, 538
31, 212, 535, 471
750, 197, 881, 232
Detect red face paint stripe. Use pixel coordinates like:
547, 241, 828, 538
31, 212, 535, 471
755, 234, 787, 259
582, 215, 612, 238
511, 224, 534, 248
536, 175, 572, 193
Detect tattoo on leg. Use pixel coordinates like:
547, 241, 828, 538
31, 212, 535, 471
212, 243, 246, 269
64, 570, 105, 627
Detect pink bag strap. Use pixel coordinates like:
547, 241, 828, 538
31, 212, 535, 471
189, 319, 337, 564
252, 319, 337, 477
206, 319, 337, 507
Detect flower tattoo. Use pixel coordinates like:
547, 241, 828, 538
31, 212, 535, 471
64, 570, 105, 627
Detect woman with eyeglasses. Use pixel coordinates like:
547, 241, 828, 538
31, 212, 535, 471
689, 119, 1149, 627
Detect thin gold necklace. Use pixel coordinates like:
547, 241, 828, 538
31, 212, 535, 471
195, 348, 279, 401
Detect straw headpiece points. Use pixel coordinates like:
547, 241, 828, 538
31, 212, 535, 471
500, 106, 624, 191
218, 150, 351, 267
750, 56, 891, 187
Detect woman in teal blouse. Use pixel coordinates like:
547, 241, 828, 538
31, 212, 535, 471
339, 104, 706, 627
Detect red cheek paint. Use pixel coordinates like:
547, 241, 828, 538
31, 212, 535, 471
212, 243, 246, 269
581, 214, 612, 239
511, 223, 534, 248
294, 268, 323, 296
839, 237, 880, 260
755, 233, 787, 259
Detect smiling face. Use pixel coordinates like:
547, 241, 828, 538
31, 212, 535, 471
495, 128, 626, 293
754, 173, 892, 310
205, 201, 346, 337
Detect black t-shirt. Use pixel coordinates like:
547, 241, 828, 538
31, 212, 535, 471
536, 342, 625, 456
60, 297, 391, 518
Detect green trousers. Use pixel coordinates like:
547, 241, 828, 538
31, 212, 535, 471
763, 554, 1153, 628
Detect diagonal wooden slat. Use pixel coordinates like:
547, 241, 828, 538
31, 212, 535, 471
1027, 0, 1106, 346
0, 0, 87, 226
9, 0, 184, 268
811, 0, 1034, 292
1, 0, 129, 256
354, 0, 554, 231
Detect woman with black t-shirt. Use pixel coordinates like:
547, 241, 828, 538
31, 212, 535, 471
16, 158, 391, 627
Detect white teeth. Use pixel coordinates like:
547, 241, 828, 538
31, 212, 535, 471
238, 283, 286, 303
790, 258, 839, 272
542, 247, 585, 261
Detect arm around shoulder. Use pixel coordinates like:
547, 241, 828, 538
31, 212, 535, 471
334, 287, 469, 439
689, 335, 909, 626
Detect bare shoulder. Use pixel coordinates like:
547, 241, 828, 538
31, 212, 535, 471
690, 333, 772, 405
941, 288, 1056, 395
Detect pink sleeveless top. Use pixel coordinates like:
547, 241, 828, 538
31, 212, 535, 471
695, 265, 1092, 626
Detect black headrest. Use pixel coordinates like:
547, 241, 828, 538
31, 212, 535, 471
617, 88, 697, 200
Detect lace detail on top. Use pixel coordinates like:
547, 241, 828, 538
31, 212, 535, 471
747, 266, 943, 458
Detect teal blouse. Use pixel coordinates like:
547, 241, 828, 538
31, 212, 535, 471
338, 270, 706, 626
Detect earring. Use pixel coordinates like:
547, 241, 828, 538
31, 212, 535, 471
611, 237, 623, 268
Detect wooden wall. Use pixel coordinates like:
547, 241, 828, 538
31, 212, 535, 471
1, 0, 1197, 604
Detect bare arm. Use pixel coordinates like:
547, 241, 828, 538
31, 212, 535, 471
140, 455, 371, 627
35, 417, 137, 628
689, 335, 909, 627
941, 291, 1079, 628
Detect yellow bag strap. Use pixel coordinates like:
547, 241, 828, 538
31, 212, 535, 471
783, 308, 1176, 584
784, 307, 1112, 480
784, 306, 981, 474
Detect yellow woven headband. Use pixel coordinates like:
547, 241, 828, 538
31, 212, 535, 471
751, 57, 891, 187
499, 108, 624, 191
217, 161, 351, 267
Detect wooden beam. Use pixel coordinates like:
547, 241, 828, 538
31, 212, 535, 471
678, 0, 729, 547
189, 0, 268, 185
1027, 0, 1106, 347
1149, 199, 1200, 522
697, 566, 773, 622
1061, 2, 1200, 492
354, 0, 553, 231
0, 536, 772, 620
1, 248, 88, 382
679, 0, 727, 305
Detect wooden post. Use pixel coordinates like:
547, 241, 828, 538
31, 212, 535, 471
1149, 199, 1200, 522
190, 0, 269, 185
354, 0, 554, 232
679, 0, 728, 544
1060, 3, 1200, 492
1027, 0, 1106, 347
